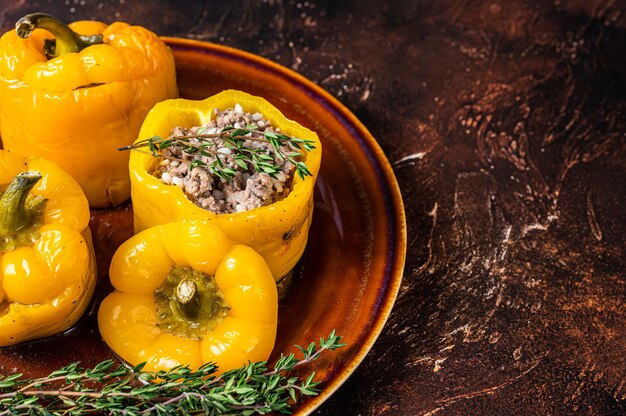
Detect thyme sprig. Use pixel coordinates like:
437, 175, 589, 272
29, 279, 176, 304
119, 124, 316, 182
0, 331, 344, 415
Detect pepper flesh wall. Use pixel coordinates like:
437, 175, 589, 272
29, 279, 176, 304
129, 90, 322, 280
0, 13, 178, 207
0, 151, 96, 346
97, 220, 278, 373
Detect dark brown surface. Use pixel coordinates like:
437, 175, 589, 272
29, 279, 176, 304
1, 1, 624, 415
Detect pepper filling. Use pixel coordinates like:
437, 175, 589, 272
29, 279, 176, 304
154, 266, 230, 340
152, 106, 296, 214
0, 171, 46, 253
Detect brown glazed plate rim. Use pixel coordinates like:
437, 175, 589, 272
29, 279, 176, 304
161, 37, 407, 415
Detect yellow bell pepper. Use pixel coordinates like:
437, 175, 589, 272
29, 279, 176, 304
0, 150, 95, 346
129, 90, 322, 279
0, 13, 178, 208
97, 220, 278, 373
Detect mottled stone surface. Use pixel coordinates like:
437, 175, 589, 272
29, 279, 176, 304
1, 1, 624, 414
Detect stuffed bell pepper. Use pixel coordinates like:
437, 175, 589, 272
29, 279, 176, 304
0, 13, 178, 207
98, 220, 278, 373
0, 151, 95, 346
126, 89, 322, 279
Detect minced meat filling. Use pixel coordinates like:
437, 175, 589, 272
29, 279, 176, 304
153, 105, 295, 214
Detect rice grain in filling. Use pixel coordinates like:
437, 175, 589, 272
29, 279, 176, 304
153, 105, 295, 214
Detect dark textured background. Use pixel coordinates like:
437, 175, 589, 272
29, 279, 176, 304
2, 1, 625, 415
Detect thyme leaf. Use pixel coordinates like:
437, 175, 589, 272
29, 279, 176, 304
119, 125, 316, 183
0, 331, 344, 415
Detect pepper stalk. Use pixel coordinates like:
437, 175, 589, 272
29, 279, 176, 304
155, 266, 230, 340
15, 13, 103, 58
0, 171, 43, 238
175, 279, 201, 318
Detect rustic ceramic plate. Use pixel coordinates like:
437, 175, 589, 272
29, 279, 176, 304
0, 39, 406, 415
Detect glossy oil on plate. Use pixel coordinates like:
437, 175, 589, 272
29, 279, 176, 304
0, 39, 406, 415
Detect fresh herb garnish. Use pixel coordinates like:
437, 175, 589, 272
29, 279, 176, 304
0, 331, 344, 415
119, 124, 316, 182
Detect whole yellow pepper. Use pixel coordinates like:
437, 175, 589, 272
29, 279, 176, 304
129, 90, 322, 279
0, 13, 178, 208
0, 150, 95, 346
97, 220, 278, 373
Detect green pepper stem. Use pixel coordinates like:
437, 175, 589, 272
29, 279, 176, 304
156, 267, 230, 339
0, 171, 42, 236
15, 13, 103, 58
176, 279, 200, 318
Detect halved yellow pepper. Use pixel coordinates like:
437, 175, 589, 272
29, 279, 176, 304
97, 220, 278, 373
0, 150, 95, 346
129, 90, 322, 279
0, 13, 178, 207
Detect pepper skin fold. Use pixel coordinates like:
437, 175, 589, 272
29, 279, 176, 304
0, 13, 178, 207
129, 90, 322, 279
97, 220, 278, 373
0, 151, 96, 346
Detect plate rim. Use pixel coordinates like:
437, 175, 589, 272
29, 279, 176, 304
162, 36, 407, 415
